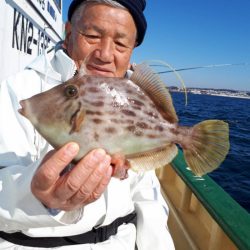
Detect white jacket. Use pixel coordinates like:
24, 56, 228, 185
0, 47, 175, 250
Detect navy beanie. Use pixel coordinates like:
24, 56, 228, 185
68, 0, 147, 46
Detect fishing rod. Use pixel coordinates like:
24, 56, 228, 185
150, 62, 249, 74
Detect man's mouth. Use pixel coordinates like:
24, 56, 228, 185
86, 65, 115, 77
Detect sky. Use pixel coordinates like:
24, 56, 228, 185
62, 0, 250, 91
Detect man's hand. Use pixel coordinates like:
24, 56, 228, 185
31, 142, 112, 211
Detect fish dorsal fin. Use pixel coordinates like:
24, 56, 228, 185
130, 63, 178, 123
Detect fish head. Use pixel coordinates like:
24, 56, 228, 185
18, 76, 87, 148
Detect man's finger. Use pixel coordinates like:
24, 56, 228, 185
68, 157, 112, 206
54, 149, 108, 200
32, 142, 79, 191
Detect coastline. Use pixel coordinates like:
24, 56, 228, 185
204, 93, 250, 99
187, 92, 250, 99
169, 87, 250, 100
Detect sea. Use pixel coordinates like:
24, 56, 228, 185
171, 92, 250, 213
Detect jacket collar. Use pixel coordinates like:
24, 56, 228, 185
26, 42, 77, 83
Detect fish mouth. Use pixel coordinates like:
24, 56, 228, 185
18, 100, 26, 117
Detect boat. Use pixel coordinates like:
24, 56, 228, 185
156, 150, 250, 250
0, 0, 63, 81
1, 1, 249, 249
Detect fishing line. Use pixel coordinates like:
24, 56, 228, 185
151, 62, 249, 74
144, 59, 188, 105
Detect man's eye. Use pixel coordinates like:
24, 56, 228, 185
117, 43, 125, 48
77, 30, 100, 40
116, 41, 126, 47
115, 41, 128, 48
85, 34, 100, 39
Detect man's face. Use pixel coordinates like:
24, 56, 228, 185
64, 4, 137, 77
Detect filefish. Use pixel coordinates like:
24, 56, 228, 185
18, 64, 230, 178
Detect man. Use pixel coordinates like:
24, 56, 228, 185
0, 0, 175, 249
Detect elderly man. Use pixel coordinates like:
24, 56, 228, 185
0, 0, 175, 249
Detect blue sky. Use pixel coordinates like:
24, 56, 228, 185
62, 0, 250, 91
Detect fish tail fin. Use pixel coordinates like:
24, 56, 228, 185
181, 120, 230, 176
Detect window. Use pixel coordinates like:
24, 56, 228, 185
52, 0, 61, 12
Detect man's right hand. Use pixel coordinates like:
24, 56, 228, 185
31, 142, 112, 211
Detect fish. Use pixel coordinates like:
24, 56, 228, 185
18, 63, 230, 178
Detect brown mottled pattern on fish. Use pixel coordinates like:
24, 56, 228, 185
70, 76, 171, 156
19, 63, 230, 177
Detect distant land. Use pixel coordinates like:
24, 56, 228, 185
169, 86, 250, 99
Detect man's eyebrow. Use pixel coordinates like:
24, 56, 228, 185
79, 24, 129, 39
115, 32, 128, 39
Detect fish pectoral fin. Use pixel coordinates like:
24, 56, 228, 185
127, 144, 178, 172
111, 153, 129, 180
182, 120, 230, 176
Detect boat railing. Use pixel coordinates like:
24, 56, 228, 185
156, 150, 250, 250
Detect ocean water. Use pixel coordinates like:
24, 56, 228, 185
171, 92, 250, 212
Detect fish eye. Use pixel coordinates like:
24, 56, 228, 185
64, 85, 78, 98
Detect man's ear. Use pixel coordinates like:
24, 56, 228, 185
63, 21, 72, 49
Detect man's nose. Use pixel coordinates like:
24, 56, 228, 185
95, 39, 114, 63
